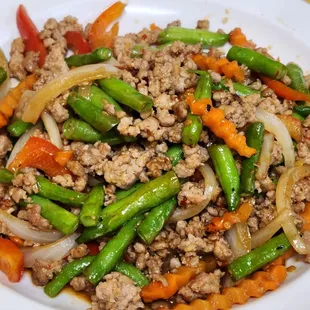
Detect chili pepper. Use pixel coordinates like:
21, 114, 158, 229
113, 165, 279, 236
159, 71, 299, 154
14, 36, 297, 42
80, 185, 104, 227
7, 119, 32, 137
115, 182, 144, 201
36, 176, 88, 206
166, 144, 184, 167
228, 233, 291, 281
0, 67, 7, 86
98, 77, 153, 114
28, 195, 79, 235
84, 215, 143, 284
16, 5, 47, 67
240, 122, 265, 195
0, 237, 24, 282
0, 168, 14, 184
277, 115, 303, 142
227, 46, 287, 80
208, 144, 240, 211
65, 47, 112, 67
64, 31, 91, 55
44, 256, 95, 297
293, 105, 310, 118
158, 27, 229, 47
77, 171, 180, 243
286, 62, 309, 95
67, 91, 119, 133
137, 197, 176, 244
86, 242, 100, 255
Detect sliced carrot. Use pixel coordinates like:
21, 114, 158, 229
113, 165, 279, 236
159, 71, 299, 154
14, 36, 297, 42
229, 27, 256, 48
150, 23, 162, 31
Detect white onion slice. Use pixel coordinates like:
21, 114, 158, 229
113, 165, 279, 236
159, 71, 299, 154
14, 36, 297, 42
0, 48, 10, 99
256, 132, 274, 180
22, 233, 80, 268
256, 107, 295, 167
0, 210, 63, 243
105, 56, 120, 67
13, 90, 35, 119
41, 111, 63, 149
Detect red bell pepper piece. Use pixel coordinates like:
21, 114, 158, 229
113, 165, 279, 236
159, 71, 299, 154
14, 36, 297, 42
54, 150, 73, 167
16, 5, 47, 67
8, 137, 69, 177
86, 242, 100, 255
0, 237, 24, 282
65, 31, 91, 55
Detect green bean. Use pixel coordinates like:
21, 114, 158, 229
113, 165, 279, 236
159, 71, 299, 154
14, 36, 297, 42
293, 105, 310, 118
0, 67, 7, 86
240, 123, 265, 195
7, 119, 33, 137
98, 77, 153, 114
77, 171, 180, 243
84, 215, 143, 284
115, 183, 144, 201
131, 44, 147, 58
158, 27, 229, 47
0, 168, 13, 184
67, 92, 118, 134
213, 80, 261, 96
286, 63, 309, 94
114, 261, 149, 287
181, 114, 203, 145
194, 71, 213, 99
209, 145, 240, 211
166, 144, 184, 166
137, 197, 176, 244
291, 112, 305, 122
44, 256, 95, 297
36, 176, 88, 206
80, 185, 104, 227
28, 195, 79, 235
65, 47, 112, 67
228, 233, 291, 281
227, 46, 287, 80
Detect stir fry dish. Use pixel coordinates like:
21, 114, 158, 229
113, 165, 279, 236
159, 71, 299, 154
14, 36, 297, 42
0, 2, 310, 310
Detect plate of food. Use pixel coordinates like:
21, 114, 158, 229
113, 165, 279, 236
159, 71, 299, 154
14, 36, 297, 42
0, 0, 309, 309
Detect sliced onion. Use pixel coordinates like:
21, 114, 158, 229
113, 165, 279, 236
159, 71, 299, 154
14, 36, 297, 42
0, 48, 10, 99
13, 90, 35, 119
226, 222, 251, 259
256, 132, 274, 180
276, 165, 310, 254
105, 56, 120, 67
0, 210, 63, 243
41, 111, 63, 149
6, 123, 42, 168
251, 209, 293, 249
22, 63, 119, 124
22, 233, 79, 268
169, 164, 219, 223
256, 107, 295, 167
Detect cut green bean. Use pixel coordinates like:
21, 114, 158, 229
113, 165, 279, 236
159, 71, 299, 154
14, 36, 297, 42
0, 67, 7, 86
80, 185, 104, 227
84, 215, 143, 284
181, 114, 203, 146
286, 63, 309, 94
166, 144, 184, 166
213, 80, 261, 96
227, 46, 287, 80
65, 47, 112, 67
194, 71, 213, 100
98, 77, 153, 114
0, 168, 14, 184
115, 183, 144, 201
291, 112, 305, 122
7, 119, 33, 137
293, 105, 310, 118
137, 197, 176, 244
158, 27, 229, 47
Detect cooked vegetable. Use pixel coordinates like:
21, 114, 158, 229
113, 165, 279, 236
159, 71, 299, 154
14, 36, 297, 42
286, 62, 309, 95
291, 112, 305, 122
115, 182, 144, 201
80, 185, 104, 227
64, 31, 91, 54
54, 150, 73, 167
293, 105, 310, 118
66, 47, 112, 67
28, 195, 79, 235
300, 202, 310, 232
0, 48, 11, 99
137, 197, 176, 244
41, 111, 63, 149
240, 122, 265, 195
158, 27, 229, 47
213, 80, 261, 96
0, 168, 13, 183
208, 144, 240, 211
67, 91, 118, 133
98, 77, 153, 114
166, 144, 184, 166
7, 119, 32, 137
84, 215, 143, 284
227, 46, 287, 79
256, 132, 274, 180
0, 67, 7, 86
277, 114, 303, 142
229, 27, 255, 48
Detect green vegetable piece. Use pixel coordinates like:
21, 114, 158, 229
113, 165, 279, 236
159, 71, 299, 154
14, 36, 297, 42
240, 123, 265, 195
131, 44, 146, 58
291, 112, 305, 122
181, 114, 203, 146
209, 144, 240, 211
37, 176, 88, 206
233, 82, 261, 96
212, 81, 229, 91
0, 67, 7, 86
194, 71, 213, 100
7, 119, 33, 137
286, 62, 309, 94
227, 46, 287, 80
80, 185, 104, 227
44, 256, 95, 297
67, 92, 118, 134
65, 47, 112, 67
114, 261, 149, 287
166, 144, 184, 166
228, 233, 291, 281
84, 215, 143, 284
293, 105, 310, 118
98, 77, 153, 114
137, 197, 176, 244
158, 27, 229, 47
0, 168, 14, 184
115, 183, 144, 201
28, 195, 79, 235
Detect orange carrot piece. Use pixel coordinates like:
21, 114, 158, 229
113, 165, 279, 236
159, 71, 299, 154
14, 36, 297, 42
54, 150, 73, 167
150, 23, 162, 31
277, 114, 303, 142
229, 28, 256, 48
300, 202, 310, 232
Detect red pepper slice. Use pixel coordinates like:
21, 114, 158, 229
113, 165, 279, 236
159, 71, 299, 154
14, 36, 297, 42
8, 137, 69, 177
0, 237, 24, 282
16, 5, 47, 67
65, 31, 91, 55
86, 241, 100, 255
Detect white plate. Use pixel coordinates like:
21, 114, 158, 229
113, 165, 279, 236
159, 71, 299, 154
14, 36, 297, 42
0, 0, 310, 309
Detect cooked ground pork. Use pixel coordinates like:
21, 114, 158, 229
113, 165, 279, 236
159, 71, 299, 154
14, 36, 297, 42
18, 204, 52, 230
9, 38, 27, 80
12, 169, 39, 194
0, 134, 12, 158
70, 276, 93, 292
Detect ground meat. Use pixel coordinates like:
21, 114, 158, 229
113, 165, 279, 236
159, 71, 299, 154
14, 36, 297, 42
91, 272, 144, 310
178, 233, 214, 253
12, 169, 39, 194
252, 195, 277, 230
176, 217, 206, 239
146, 155, 171, 178
104, 184, 116, 206
23, 51, 39, 73
8, 186, 27, 203
196, 19, 210, 29
281, 75, 291, 85
178, 181, 206, 207
271, 141, 283, 165
52, 174, 75, 188
167, 20, 181, 27
9, 38, 26, 80
46, 92, 70, 123
292, 178, 310, 203
172, 99, 188, 122
32, 259, 65, 286
137, 28, 161, 45
297, 142, 310, 165
18, 204, 52, 230
213, 238, 233, 262
0, 134, 12, 158
178, 270, 222, 302
70, 276, 93, 292
258, 95, 294, 115
69, 244, 89, 259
